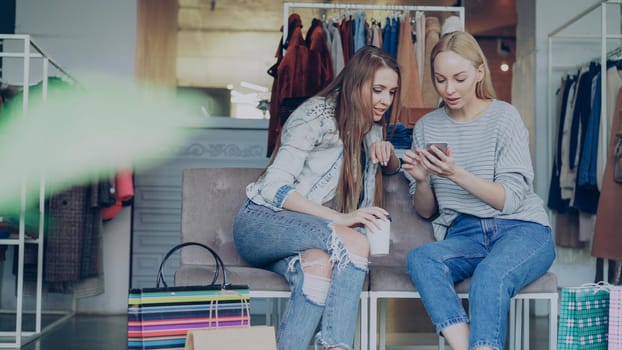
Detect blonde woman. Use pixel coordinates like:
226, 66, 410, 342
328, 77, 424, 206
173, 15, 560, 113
402, 31, 555, 350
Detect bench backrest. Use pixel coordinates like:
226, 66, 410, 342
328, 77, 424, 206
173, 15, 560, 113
371, 173, 435, 267
181, 167, 262, 267
181, 168, 434, 268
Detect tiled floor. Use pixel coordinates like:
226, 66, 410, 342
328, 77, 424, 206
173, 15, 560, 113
0, 312, 550, 349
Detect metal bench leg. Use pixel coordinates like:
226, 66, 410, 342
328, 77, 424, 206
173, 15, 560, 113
510, 297, 516, 350
516, 299, 523, 350
359, 293, 368, 350
369, 294, 378, 350
523, 299, 530, 350
549, 294, 558, 350
379, 298, 387, 350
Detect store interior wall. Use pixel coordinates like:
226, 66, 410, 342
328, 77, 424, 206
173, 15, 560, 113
0, 0, 614, 314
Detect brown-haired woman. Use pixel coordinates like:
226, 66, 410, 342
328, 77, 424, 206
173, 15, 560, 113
233, 45, 401, 350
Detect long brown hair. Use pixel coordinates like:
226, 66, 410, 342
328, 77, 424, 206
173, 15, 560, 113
430, 31, 496, 99
318, 45, 401, 212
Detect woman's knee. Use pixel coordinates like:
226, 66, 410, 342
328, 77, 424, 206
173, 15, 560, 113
299, 249, 332, 305
407, 245, 435, 268
301, 249, 332, 278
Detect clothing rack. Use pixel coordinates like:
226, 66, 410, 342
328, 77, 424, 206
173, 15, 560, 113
0, 34, 75, 348
547, 0, 622, 172
0, 34, 77, 112
546, 0, 622, 279
282, 2, 465, 47
608, 46, 622, 59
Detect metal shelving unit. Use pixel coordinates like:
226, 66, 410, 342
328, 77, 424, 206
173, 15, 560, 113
0, 34, 75, 348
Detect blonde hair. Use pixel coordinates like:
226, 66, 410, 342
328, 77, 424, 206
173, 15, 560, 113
430, 31, 496, 99
319, 46, 401, 212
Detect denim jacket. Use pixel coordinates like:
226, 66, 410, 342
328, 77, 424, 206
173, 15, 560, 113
247, 96, 383, 211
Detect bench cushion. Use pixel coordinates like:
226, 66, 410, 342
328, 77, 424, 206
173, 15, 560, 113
369, 266, 558, 294
175, 265, 370, 292
369, 174, 435, 267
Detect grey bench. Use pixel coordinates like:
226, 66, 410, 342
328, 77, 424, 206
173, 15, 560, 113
175, 167, 558, 350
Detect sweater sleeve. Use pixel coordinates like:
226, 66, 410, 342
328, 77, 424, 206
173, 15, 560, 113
494, 108, 534, 214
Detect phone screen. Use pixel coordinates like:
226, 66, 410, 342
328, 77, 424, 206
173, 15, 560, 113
426, 142, 448, 154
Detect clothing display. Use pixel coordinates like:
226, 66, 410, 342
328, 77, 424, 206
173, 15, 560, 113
591, 88, 622, 260
267, 8, 463, 156
0, 77, 135, 299
394, 14, 424, 127
548, 61, 622, 249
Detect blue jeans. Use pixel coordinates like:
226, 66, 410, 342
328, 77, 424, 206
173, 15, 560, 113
406, 215, 555, 350
233, 199, 367, 350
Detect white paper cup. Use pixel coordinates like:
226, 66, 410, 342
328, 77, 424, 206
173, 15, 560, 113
367, 217, 391, 256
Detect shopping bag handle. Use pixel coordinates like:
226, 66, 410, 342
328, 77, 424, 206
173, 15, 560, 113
155, 242, 227, 288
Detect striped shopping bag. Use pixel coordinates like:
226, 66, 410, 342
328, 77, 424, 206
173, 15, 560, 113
557, 283, 610, 350
127, 242, 250, 350
610, 286, 622, 350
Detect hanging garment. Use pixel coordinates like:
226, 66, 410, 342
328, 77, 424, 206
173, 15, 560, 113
574, 70, 601, 214
592, 87, 622, 260
441, 15, 462, 35
340, 16, 354, 65
267, 14, 309, 156
370, 21, 382, 48
596, 64, 622, 189
389, 16, 399, 59
548, 75, 574, 212
421, 16, 441, 108
549, 76, 584, 248
306, 18, 334, 96
102, 168, 134, 221
382, 17, 391, 56
554, 211, 585, 249
415, 12, 426, 85
394, 15, 425, 126
560, 68, 586, 201
353, 12, 366, 52
323, 21, 345, 76
44, 184, 101, 282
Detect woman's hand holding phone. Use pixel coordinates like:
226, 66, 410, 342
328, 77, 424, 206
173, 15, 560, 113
420, 142, 460, 179
403, 142, 459, 181
425, 142, 449, 159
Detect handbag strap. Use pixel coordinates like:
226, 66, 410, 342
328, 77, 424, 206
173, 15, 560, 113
155, 242, 227, 288
574, 281, 611, 294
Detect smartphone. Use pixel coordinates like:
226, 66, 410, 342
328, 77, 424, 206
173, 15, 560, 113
425, 142, 449, 154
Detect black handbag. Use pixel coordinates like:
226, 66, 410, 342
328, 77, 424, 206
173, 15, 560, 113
128, 242, 250, 350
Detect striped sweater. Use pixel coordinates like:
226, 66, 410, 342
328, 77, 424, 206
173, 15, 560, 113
407, 99, 550, 240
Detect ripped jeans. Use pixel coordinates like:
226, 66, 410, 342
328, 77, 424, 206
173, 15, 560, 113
233, 199, 367, 350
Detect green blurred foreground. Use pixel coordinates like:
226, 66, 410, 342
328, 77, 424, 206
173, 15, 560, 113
0, 75, 200, 215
